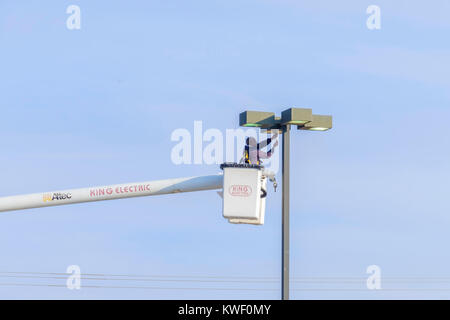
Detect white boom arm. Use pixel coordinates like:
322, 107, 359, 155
0, 174, 223, 213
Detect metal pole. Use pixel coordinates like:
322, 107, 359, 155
282, 124, 290, 300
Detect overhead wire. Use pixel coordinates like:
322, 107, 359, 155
2, 271, 450, 292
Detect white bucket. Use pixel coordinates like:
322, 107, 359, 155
220, 163, 267, 225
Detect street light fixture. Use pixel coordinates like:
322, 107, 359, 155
298, 114, 332, 131
239, 107, 332, 300
239, 111, 276, 127
281, 108, 313, 125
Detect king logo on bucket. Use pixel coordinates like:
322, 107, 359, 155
228, 185, 252, 197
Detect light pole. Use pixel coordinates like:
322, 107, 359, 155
240, 108, 332, 300
281, 124, 290, 300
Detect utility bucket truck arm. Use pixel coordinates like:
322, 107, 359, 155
0, 165, 270, 226
0, 175, 222, 213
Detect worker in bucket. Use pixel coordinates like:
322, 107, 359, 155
242, 132, 279, 165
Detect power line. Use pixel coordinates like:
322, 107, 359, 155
3, 271, 450, 283
0, 271, 279, 280
0, 283, 278, 291
5, 271, 450, 280
1, 283, 450, 292
0, 275, 279, 283
3, 274, 450, 284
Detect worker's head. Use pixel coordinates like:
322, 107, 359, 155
246, 137, 257, 147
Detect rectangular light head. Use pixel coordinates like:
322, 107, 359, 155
298, 114, 332, 131
239, 111, 276, 127
281, 108, 313, 125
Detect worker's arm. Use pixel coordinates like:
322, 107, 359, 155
257, 140, 279, 159
258, 133, 278, 149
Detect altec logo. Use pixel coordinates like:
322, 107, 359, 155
43, 193, 72, 202
229, 185, 252, 197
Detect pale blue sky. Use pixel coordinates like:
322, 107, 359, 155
1, 0, 450, 299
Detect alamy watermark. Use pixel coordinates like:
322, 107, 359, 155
66, 5, 81, 30
170, 121, 280, 173
366, 264, 381, 290
366, 5, 381, 30
66, 265, 81, 290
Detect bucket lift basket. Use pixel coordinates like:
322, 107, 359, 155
220, 163, 267, 225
